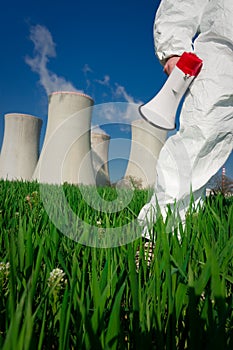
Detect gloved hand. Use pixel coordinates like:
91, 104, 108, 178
164, 56, 180, 75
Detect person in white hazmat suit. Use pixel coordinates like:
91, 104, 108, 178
138, 0, 233, 239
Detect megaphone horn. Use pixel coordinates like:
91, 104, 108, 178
139, 52, 203, 130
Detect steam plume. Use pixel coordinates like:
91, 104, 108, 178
25, 24, 82, 95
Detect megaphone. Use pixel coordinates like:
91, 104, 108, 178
139, 52, 203, 130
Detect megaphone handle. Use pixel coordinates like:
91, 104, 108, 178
170, 67, 195, 94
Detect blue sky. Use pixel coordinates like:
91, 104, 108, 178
0, 0, 232, 182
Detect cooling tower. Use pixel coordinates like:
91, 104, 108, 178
33, 91, 95, 185
91, 129, 110, 186
0, 113, 42, 181
124, 119, 167, 188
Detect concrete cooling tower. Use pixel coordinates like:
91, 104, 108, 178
91, 129, 110, 186
0, 113, 42, 181
33, 91, 96, 185
124, 118, 167, 188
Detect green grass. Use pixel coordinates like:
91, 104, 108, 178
0, 179, 232, 349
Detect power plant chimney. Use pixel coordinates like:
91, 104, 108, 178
91, 128, 110, 186
33, 91, 96, 185
124, 119, 167, 188
0, 113, 42, 181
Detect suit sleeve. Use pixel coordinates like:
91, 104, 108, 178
154, 0, 208, 65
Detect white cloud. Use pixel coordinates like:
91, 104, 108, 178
25, 24, 82, 95
114, 83, 135, 103
82, 64, 93, 74
90, 101, 141, 130
94, 76, 143, 107
95, 75, 110, 86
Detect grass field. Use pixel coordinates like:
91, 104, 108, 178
0, 179, 232, 349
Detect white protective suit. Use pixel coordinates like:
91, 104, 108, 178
138, 0, 233, 237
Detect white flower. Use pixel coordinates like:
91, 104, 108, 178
47, 268, 67, 290
0, 262, 10, 274
0, 262, 10, 291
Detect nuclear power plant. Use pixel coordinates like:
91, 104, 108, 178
0, 91, 167, 188
32, 91, 96, 185
0, 113, 42, 181
124, 119, 167, 188
91, 129, 110, 186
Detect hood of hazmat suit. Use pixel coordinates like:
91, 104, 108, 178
138, 0, 233, 239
